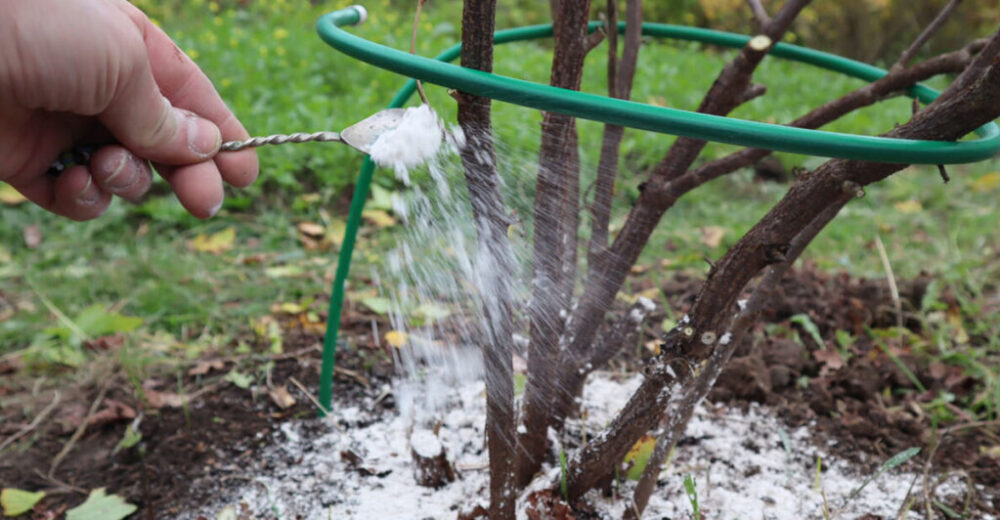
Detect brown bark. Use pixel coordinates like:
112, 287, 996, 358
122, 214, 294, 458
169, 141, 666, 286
589, 0, 643, 273
566, 50, 1000, 500
543, 1, 811, 469
457, 1, 517, 518
627, 200, 848, 518
517, 0, 594, 488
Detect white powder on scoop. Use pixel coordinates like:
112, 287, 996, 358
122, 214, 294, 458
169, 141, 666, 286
368, 104, 444, 183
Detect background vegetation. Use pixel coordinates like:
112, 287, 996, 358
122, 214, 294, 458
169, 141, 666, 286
1, 0, 997, 420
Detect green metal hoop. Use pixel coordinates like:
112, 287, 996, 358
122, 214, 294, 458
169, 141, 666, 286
315, 5, 1000, 413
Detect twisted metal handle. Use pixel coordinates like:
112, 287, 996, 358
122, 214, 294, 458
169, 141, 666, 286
220, 131, 344, 151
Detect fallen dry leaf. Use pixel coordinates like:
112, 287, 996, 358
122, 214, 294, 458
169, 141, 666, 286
143, 389, 186, 409
699, 226, 725, 248
268, 385, 296, 409
188, 359, 226, 376
23, 224, 42, 249
893, 200, 923, 214
87, 399, 136, 429
813, 349, 845, 376
0, 183, 27, 205
384, 330, 408, 348
188, 227, 236, 254
361, 209, 396, 228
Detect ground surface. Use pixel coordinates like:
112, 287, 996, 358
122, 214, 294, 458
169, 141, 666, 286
2, 266, 998, 519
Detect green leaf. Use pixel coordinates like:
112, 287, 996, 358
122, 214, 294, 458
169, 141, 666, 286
360, 297, 393, 316
513, 374, 526, 396
790, 313, 824, 348
412, 303, 450, 322
224, 370, 253, 389
113, 425, 142, 455
683, 474, 700, 519
1, 488, 45, 517
848, 447, 921, 501
623, 435, 657, 481
65, 488, 136, 520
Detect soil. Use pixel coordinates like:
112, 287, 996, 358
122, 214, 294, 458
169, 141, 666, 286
2, 265, 998, 518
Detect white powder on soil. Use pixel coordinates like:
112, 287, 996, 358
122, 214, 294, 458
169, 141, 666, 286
181, 373, 993, 520
368, 104, 445, 183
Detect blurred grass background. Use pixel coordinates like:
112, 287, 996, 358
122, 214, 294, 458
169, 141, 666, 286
0, 0, 997, 417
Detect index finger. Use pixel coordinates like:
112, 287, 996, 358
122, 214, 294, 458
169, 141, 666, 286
111, 0, 259, 188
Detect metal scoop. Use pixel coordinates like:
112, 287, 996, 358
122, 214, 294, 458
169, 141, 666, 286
219, 108, 407, 154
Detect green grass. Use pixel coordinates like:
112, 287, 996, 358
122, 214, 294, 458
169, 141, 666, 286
1, 1, 998, 420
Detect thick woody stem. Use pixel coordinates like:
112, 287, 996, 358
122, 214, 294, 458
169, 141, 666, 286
457, 2, 517, 518
518, 0, 593, 487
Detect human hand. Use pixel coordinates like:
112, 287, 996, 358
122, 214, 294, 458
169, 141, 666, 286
0, 0, 258, 220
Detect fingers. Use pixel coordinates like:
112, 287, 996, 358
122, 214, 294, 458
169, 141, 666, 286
12, 166, 113, 222
111, 0, 259, 188
155, 161, 225, 219
52, 166, 113, 220
90, 145, 154, 201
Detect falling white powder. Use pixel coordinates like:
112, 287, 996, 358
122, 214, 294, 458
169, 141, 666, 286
368, 104, 444, 183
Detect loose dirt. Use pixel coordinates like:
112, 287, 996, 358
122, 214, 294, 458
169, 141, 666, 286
2, 266, 998, 518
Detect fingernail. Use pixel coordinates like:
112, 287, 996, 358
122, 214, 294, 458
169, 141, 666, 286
208, 200, 223, 217
103, 152, 135, 192
76, 175, 100, 205
186, 114, 221, 158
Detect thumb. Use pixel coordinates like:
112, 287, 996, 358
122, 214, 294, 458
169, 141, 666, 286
98, 52, 221, 165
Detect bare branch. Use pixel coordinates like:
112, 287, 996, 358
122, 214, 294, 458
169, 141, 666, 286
628, 199, 849, 518
457, 2, 518, 517
682, 38, 984, 192
565, 49, 1000, 500
746, 0, 770, 29
937, 26, 1000, 101
410, 0, 430, 105
518, 0, 594, 488
894, 0, 962, 69
547, 1, 811, 455
589, 0, 643, 272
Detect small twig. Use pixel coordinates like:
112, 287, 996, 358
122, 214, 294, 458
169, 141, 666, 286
411, 0, 430, 105
49, 381, 109, 477
746, 0, 771, 28
0, 391, 61, 452
288, 376, 342, 432
874, 234, 904, 329
895, 0, 963, 69
937, 164, 950, 184
32, 469, 87, 495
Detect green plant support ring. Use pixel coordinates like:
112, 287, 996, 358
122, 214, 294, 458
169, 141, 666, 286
316, 5, 1000, 413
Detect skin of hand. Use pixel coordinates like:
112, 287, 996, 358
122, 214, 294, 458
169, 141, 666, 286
0, 0, 258, 220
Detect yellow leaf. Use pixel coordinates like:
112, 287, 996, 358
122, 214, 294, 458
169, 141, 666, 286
0, 184, 27, 205
362, 209, 397, 228
980, 445, 1000, 458
2, 488, 45, 516
189, 227, 236, 254
385, 330, 408, 348
970, 172, 1000, 193
893, 200, 922, 214
623, 435, 658, 480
